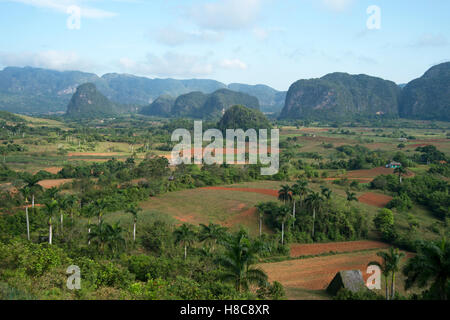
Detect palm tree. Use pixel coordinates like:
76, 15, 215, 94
368, 252, 392, 300
388, 247, 405, 299
44, 199, 58, 245
290, 184, 303, 228
257, 208, 264, 237
277, 206, 291, 245
22, 175, 43, 208
305, 191, 324, 239
126, 204, 142, 242
403, 238, 450, 300
346, 190, 359, 203
217, 230, 268, 292
369, 247, 405, 300
174, 224, 197, 260
394, 166, 407, 184
64, 194, 78, 224
293, 179, 309, 212
88, 221, 125, 254
95, 199, 107, 224
278, 185, 292, 205
199, 223, 227, 251
320, 186, 332, 200
20, 187, 31, 241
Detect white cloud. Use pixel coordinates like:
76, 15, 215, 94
219, 58, 248, 70
118, 52, 214, 78
0, 50, 96, 71
118, 53, 248, 78
321, 0, 354, 12
7, 0, 117, 18
187, 0, 263, 30
155, 27, 223, 46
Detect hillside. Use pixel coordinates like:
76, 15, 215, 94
0, 67, 107, 114
228, 83, 286, 113
141, 89, 260, 120
139, 95, 175, 117
0, 66, 283, 115
399, 62, 450, 121
65, 83, 118, 119
218, 105, 272, 131
280, 73, 401, 121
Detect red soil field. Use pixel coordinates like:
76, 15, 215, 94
261, 251, 384, 291
223, 207, 258, 228
290, 240, 390, 258
38, 179, 73, 189
202, 186, 278, 197
40, 167, 62, 174
346, 167, 395, 178
358, 193, 393, 208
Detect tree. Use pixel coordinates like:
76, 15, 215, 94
126, 204, 142, 242
320, 186, 332, 200
374, 209, 395, 239
278, 185, 292, 204
95, 199, 107, 224
276, 206, 291, 245
44, 199, 58, 245
369, 247, 404, 300
217, 230, 268, 292
20, 187, 31, 241
174, 224, 196, 260
199, 223, 227, 251
290, 183, 308, 228
394, 166, 407, 184
388, 247, 405, 299
403, 238, 450, 300
22, 175, 43, 208
0, 146, 8, 163
346, 190, 359, 203
257, 208, 264, 237
368, 253, 391, 300
305, 192, 324, 239
88, 221, 125, 255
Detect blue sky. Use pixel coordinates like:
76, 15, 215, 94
0, 0, 449, 90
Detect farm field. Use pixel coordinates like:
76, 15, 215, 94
1, 111, 449, 301
260, 249, 415, 300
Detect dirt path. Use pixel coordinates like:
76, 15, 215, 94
290, 240, 390, 258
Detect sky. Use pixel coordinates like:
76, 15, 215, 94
0, 0, 449, 91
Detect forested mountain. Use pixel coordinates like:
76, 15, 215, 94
218, 105, 272, 131
65, 83, 119, 119
141, 89, 260, 120
0, 67, 106, 114
228, 83, 286, 113
139, 95, 175, 117
0, 67, 283, 115
399, 62, 450, 121
280, 73, 401, 121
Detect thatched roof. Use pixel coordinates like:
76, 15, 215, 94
326, 270, 366, 296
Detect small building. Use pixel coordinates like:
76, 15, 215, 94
386, 161, 402, 169
326, 270, 366, 296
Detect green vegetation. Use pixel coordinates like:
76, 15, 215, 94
142, 89, 260, 120
281, 72, 400, 121
400, 62, 450, 121
65, 83, 120, 119
0, 110, 448, 300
